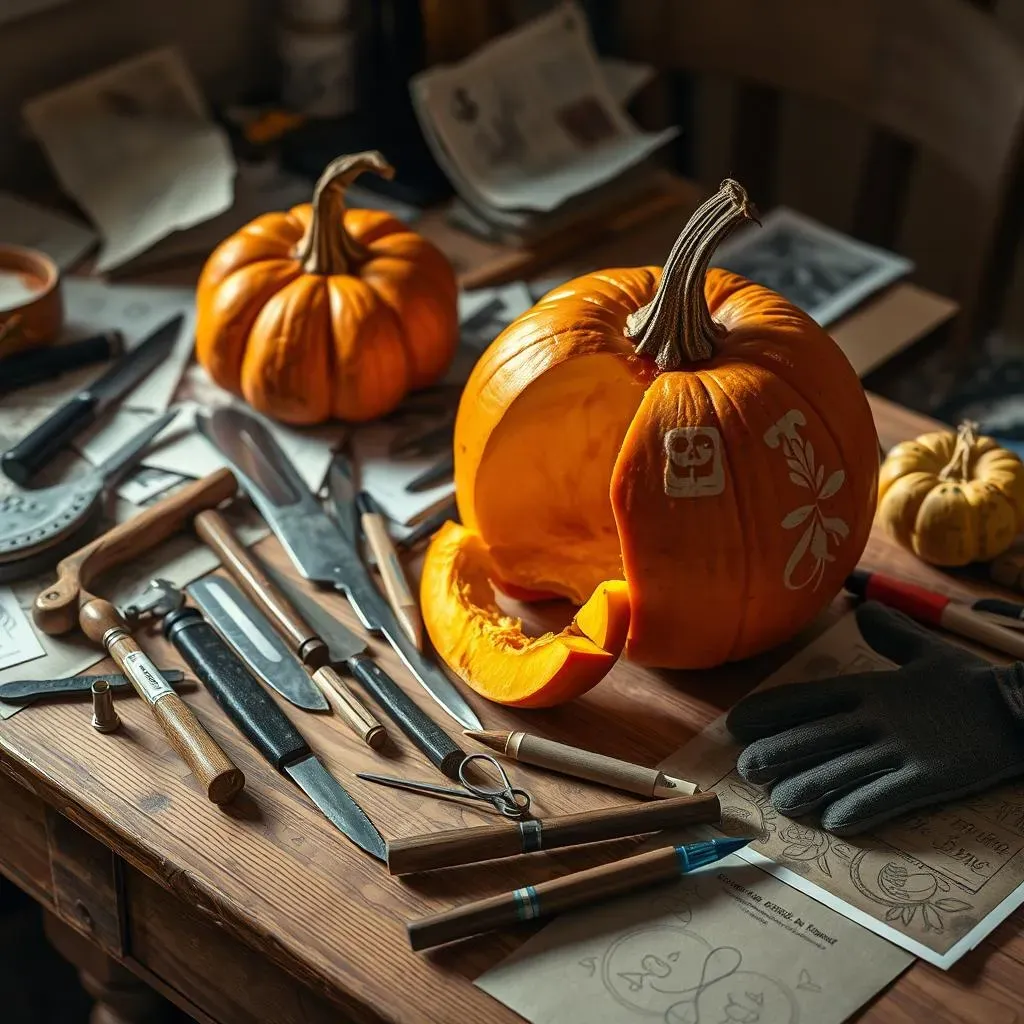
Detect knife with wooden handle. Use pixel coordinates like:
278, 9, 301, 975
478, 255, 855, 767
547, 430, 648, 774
195, 507, 468, 779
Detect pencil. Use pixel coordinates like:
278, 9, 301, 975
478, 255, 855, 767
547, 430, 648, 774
465, 729, 700, 798
407, 837, 749, 950
357, 491, 424, 650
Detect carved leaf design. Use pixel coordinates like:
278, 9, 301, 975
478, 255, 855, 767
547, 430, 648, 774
816, 853, 832, 876
786, 458, 805, 476
934, 898, 972, 913
921, 905, 942, 932
819, 469, 846, 499
781, 505, 814, 529
804, 441, 815, 471
789, 472, 809, 488
816, 464, 824, 489
810, 523, 830, 560
821, 516, 850, 538
885, 906, 903, 921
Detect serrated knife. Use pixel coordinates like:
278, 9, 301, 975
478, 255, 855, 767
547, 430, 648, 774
196, 407, 482, 731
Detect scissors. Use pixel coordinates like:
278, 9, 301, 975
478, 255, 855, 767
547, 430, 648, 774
357, 753, 532, 818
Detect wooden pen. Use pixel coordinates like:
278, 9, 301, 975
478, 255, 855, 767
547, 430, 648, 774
387, 792, 721, 874
465, 730, 699, 798
407, 836, 749, 950
357, 491, 423, 650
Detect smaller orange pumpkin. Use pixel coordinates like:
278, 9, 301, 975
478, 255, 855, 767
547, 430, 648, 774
195, 151, 458, 425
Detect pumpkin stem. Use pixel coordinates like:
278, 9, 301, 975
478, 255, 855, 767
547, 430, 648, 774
938, 420, 980, 482
298, 151, 396, 275
625, 179, 758, 370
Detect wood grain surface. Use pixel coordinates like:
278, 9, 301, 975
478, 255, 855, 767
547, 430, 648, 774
1, 396, 1023, 1022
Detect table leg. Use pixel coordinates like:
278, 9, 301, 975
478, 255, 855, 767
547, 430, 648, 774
43, 912, 176, 1024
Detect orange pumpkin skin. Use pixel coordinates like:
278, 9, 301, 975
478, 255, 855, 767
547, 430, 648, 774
195, 152, 457, 425
454, 183, 879, 669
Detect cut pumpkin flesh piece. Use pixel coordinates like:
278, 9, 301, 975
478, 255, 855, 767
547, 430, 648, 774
422, 521, 631, 707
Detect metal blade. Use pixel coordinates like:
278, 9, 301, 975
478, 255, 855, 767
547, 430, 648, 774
285, 754, 386, 861
343, 578, 482, 730
187, 577, 329, 712
89, 314, 185, 408
198, 405, 482, 730
261, 562, 367, 663
326, 451, 359, 551
93, 408, 178, 484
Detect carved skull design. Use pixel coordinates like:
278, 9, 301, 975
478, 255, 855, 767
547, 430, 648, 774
664, 427, 725, 497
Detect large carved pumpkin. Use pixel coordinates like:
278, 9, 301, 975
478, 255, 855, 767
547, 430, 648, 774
424, 180, 879, 702
195, 151, 458, 424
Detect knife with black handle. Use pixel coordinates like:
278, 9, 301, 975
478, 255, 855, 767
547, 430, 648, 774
195, 507, 468, 780
1, 314, 183, 485
0, 330, 124, 396
162, 606, 386, 860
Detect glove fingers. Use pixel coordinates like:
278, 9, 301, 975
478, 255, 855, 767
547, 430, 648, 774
727, 677, 866, 742
767, 742, 902, 818
854, 601, 948, 666
736, 714, 877, 785
819, 765, 932, 835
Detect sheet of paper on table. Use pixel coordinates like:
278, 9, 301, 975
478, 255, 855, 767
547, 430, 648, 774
411, 1, 676, 215
23, 46, 235, 273
0, 495, 267, 719
0, 587, 45, 674
660, 611, 1024, 969
0, 192, 97, 269
476, 846, 912, 1024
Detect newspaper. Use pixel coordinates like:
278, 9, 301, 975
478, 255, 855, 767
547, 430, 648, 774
23, 47, 235, 272
411, 2, 676, 215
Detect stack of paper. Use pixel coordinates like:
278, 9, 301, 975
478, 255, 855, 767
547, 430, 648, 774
411, 2, 676, 245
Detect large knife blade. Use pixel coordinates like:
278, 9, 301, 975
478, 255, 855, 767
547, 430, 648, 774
187, 577, 329, 712
197, 407, 482, 730
1, 314, 185, 485
162, 606, 385, 860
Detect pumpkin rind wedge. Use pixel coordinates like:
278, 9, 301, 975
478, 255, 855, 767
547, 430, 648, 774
422, 522, 630, 707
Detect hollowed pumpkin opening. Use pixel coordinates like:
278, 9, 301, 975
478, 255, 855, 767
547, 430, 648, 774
421, 522, 631, 707
469, 354, 646, 604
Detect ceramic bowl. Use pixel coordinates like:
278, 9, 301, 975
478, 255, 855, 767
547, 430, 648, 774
0, 244, 63, 357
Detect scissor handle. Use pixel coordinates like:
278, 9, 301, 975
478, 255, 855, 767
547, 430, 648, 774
459, 753, 532, 819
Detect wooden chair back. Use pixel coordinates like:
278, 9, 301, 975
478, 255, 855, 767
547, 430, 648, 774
616, 0, 1024, 353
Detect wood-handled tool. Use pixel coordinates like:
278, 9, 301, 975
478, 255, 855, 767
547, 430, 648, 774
356, 490, 423, 650
193, 509, 387, 750
407, 836, 750, 951
466, 730, 699, 798
386, 792, 721, 875
32, 469, 245, 806
119, 580, 386, 860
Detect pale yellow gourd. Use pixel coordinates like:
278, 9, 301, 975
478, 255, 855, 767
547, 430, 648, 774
877, 421, 1024, 566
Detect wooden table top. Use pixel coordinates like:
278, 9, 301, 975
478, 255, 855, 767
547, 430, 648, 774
1, 392, 1022, 1024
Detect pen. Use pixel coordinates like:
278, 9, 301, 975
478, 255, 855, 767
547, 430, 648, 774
407, 836, 749, 950
465, 729, 699, 798
845, 568, 1024, 660
356, 490, 423, 650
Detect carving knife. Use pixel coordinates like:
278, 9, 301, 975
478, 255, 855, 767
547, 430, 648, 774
196, 407, 482, 730
161, 604, 386, 860
262, 561, 469, 779
1, 313, 185, 485
0, 669, 186, 705
187, 576, 329, 712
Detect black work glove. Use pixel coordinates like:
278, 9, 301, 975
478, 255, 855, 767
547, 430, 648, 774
726, 601, 1024, 835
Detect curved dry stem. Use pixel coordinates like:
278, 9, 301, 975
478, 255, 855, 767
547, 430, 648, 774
938, 420, 980, 482
297, 151, 396, 275
625, 178, 757, 370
